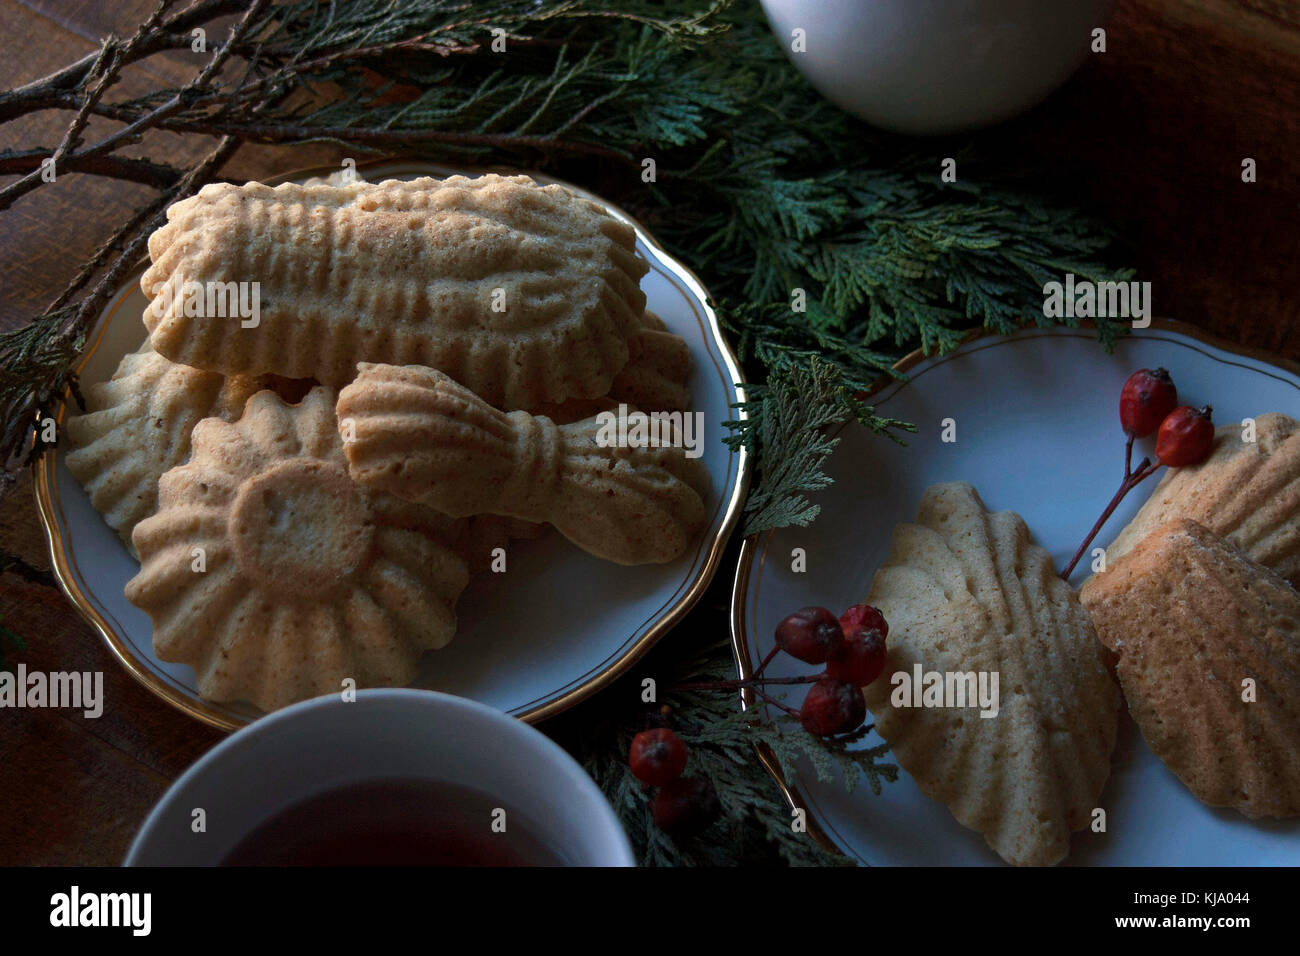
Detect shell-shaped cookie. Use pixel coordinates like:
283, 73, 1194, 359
1093, 413, 1300, 586
1080, 518, 1300, 818
124, 387, 471, 712
336, 363, 710, 565
863, 482, 1120, 866
63, 343, 263, 555
141, 174, 648, 409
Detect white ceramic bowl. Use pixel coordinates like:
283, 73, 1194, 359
760, 0, 1115, 134
126, 690, 634, 866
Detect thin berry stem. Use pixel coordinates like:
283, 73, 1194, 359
753, 686, 801, 719
752, 644, 780, 678
1061, 456, 1162, 580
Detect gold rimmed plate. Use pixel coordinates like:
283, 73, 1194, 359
731, 321, 1300, 865
36, 159, 749, 731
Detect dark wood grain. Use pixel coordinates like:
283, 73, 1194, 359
1, 0, 1297, 866
1003, 0, 1300, 356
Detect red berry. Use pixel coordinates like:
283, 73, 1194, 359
775, 606, 845, 664
826, 628, 887, 687
1155, 405, 1215, 467
652, 776, 721, 837
839, 604, 888, 641
1119, 368, 1178, 438
628, 728, 688, 786
800, 677, 867, 736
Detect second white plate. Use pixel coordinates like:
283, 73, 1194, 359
733, 324, 1300, 865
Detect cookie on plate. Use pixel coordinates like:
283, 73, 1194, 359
1080, 517, 1300, 818
1092, 412, 1300, 586
609, 319, 693, 414
336, 362, 710, 565
63, 343, 264, 555
863, 482, 1120, 866
124, 387, 471, 712
141, 174, 648, 409
528, 313, 694, 422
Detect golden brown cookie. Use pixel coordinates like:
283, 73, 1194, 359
335, 363, 710, 565
1092, 413, 1300, 586
1080, 518, 1300, 818
610, 320, 693, 414
529, 321, 693, 422
63, 343, 264, 554
864, 482, 1120, 866
141, 174, 648, 409
124, 387, 470, 711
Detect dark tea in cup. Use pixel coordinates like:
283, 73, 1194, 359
221, 777, 566, 866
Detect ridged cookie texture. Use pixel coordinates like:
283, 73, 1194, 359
1080, 518, 1300, 818
141, 174, 649, 408
124, 387, 471, 712
1092, 413, 1300, 586
63, 342, 263, 554
863, 482, 1120, 866
530, 326, 693, 421
336, 363, 710, 566
610, 318, 693, 414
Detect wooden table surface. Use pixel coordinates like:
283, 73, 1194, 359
2, 0, 1298, 865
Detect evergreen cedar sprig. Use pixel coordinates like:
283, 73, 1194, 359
568, 636, 886, 866
724, 356, 916, 533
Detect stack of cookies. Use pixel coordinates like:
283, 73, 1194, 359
65, 173, 710, 712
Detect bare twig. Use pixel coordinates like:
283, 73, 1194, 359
5, 88, 641, 163
0, 0, 269, 211
150, 116, 637, 160
0, 551, 58, 590
0, 134, 241, 487
18, 100, 638, 162
0, 3, 541, 127
43, 177, 186, 313
0, 150, 184, 189
0, 0, 246, 123
53, 2, 176, 169
51, 38, 120, 163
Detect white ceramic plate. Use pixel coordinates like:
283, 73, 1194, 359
733, 323, 1300, 865
37, 160, 748, 731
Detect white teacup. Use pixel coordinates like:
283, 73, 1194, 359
760, 0, 1116, 134
126, 689, 634, 866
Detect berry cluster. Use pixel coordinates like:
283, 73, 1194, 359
775, 605, 888, 736
630, 603, 891, 838
1061, 367, 1216, 578
628, 715, 721, 837
1118, 367, 1214, 466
